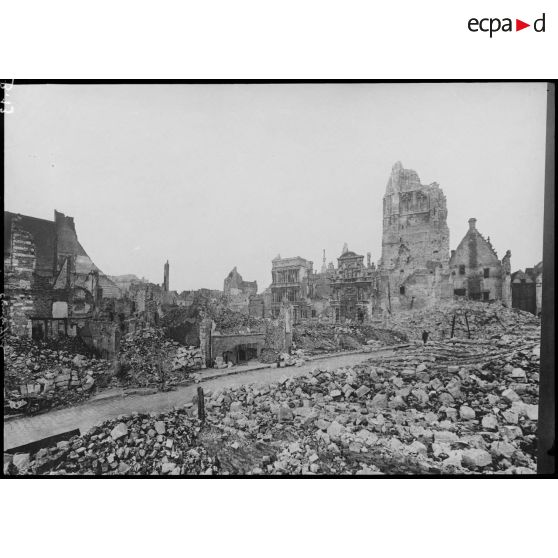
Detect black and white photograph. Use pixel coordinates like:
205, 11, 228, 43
2, 81, 554, 477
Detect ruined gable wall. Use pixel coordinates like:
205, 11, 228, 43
449, 227, 503, 300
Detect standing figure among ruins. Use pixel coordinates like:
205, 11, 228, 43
422, 330, 429, 345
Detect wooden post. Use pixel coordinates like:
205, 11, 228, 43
450, 314, 456, 338
197, 386, 205, 422
464, 312, 471, 339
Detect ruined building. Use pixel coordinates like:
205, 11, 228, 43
511, 262, 542, 315
378, 161, 452, 310
329, 244, 377, 322
380, 161, 450, 272
448, 218, 512, 305
270, 255, 314, 319
223, 267, 257, 298
268, 162, 515, 321
4, 210, 123, 355
128, 261, 180, 322
223, 266, 259, 315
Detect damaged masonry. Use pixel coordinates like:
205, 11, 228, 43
3, 161, 546, 476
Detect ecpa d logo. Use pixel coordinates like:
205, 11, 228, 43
468, 13, 546, 37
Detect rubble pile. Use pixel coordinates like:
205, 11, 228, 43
211, 308, 267, 334
3, 334, 111, 415
11, 330, 540, 475
195, 337, 539, 474
6, 410, 216, 476
279, 351, 306, 367
117, 328, 202, 388
293, 322, 407, 355
386, 301, 540, 343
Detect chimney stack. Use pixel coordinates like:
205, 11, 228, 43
468, 218, 477, 231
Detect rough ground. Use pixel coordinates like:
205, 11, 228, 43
5, 303, 540, 475
7, 303, 540, 476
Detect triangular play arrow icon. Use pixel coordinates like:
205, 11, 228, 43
516, 19, 530, 31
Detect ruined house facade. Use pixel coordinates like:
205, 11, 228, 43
329, 245, 377, 322
448, 218, 512, 304
3, 210, 123, 356
270, 256, 314, 320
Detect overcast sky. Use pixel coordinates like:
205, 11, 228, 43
4, 82, 548, 292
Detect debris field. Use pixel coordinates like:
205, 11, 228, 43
7, 303, 540, 476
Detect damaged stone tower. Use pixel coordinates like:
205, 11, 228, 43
380, 161, 450, 273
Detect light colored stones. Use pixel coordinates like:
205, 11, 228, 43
510, 368, 527, 381
356, 429, 378, 445
412, 388, 429, 405
462, 449, 492, 468
511, 402, 538, 420
370, 393, 388, 409
13, 453, 30, 471
481, 414, 499, 430
118, 462, 131, 474
355, 385, 370, 398
459, 406, 476, 420
277, 406, 294, 422
154, 421, 166, 435
388, 395, 407, 409
438, 392, 455, 406
388, 437, 404, 451
434, 430, 458, 443
327, 421, 345, 441
490, 441, 516, 459
229, 401, 243, 413
502, 426, 523, 440
407, 441, 428, 456
316, 418, 330, 431
502, 410, 518, 424
110, 422, 128, 441
161, 462, 178, 474
502, 389, 521, 403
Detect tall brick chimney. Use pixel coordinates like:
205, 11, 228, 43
468, 218, 477, 231
163, 260, 169, 292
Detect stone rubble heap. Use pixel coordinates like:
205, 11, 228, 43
3, 335, 111, 414
117, 327, 202, 388
199, 337, 539, 474
10, 328, 539, 475
386, 300, 540, 342
5, 409, 217, 476
293, 322, 408, 355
